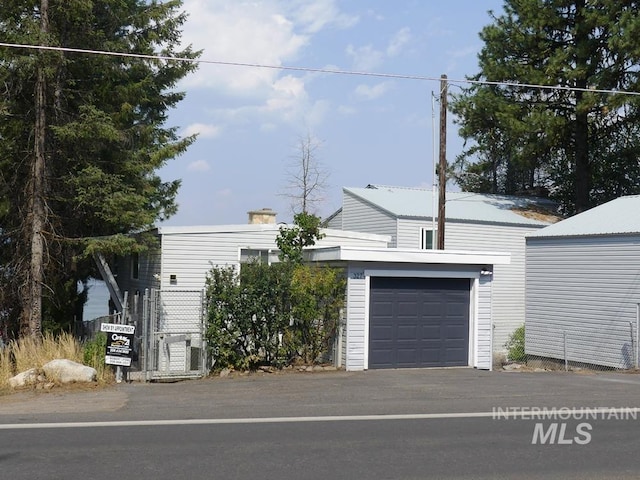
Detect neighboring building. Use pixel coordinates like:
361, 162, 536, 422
525, 195, 640, 369
325, 184, 560, 354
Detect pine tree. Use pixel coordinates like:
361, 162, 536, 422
451, 0, 640, 215
0, 0, 200, 337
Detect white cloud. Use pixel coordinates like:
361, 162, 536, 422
290, 1, 359, 33
187, 160, 211, 172
181, 123, 221, 139
180, 0, 308, 93
179, 0, 357, 132
354, 82, 393, 101
387, 27, 411, 56
346, 44, 384, 71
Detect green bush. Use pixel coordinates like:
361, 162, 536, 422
505, 324, 526, 363
83, 332, 113, 381
205, 263, 345, 371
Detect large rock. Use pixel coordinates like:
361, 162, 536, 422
8, 368, 44, 388
42, 359, 97, 384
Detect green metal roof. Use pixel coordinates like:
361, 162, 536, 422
345, 185, 559, 226
527, 195, 640, 238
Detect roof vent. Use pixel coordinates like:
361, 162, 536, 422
248, 208, 277, 225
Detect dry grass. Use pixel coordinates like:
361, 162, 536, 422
11, 332, 83, 373
0, 347, 12, 392
0, 332, 113, 393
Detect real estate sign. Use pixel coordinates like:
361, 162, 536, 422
101, 323, 136, 367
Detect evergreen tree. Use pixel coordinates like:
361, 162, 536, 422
451, 0, 640, 214
0, 0, 199, 337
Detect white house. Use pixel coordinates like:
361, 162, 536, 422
107, 210, 510, 375
325, 184, 560, 355
525, 195, 640, 369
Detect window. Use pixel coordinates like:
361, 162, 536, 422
239, 248, 279, 265
419, 227, 436, 250
131, 252, 140, 279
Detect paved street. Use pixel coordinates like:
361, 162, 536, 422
2, 368, 640, 479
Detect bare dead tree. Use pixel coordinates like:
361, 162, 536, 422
280, 132, 329, 215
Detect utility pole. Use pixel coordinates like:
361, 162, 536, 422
437, 74, 447, 250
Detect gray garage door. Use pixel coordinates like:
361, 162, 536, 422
369, 277, 470, 369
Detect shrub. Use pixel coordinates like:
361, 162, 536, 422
505, 324, 526, 363
83, 332, 113, 383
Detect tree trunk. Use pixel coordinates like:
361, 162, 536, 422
574, 0, 590, 213
21, 0, 49, 338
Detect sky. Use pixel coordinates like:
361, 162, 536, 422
159, 0, 507, 226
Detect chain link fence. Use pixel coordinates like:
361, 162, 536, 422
499, 323, 640, 372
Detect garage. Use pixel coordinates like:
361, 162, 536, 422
305, 245, 510, 371
368, 277, 470, 369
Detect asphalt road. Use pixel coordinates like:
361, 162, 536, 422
2, 368, 640, 479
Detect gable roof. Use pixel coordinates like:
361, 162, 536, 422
344, 185, 560, 226
527, 195, 640, 238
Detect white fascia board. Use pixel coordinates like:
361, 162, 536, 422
306, 246, 511, 265
156, 224, 283, 235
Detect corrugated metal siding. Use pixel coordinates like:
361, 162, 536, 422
446, 222, 542, 353
526, 236, 640, 368
345, 265, 367, 371
341, 191, 398, 246
476, 275, 493, 370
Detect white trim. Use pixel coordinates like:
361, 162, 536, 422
363, 268, 480, 370
364, 274, 371, 370
307, 246, 510, 265
365, 268, 480, 279
471, 277, 479, 368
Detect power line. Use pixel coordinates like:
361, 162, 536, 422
1, 41, 640, 97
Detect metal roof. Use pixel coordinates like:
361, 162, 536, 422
527, 195, 640, 238
345, 185, 560, 226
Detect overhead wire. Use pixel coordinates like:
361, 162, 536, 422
1, 41, 639, 97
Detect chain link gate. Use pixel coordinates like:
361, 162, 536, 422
141, 289, 208, 381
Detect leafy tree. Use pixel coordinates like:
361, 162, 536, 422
275, 212, 325, 264
289, 265, 345, 364
451, 0, 640, 215
0, 0, 199, 337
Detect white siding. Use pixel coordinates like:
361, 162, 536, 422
526, 235, 640, 369
396, 218, 436, 249
476, 275, 493, 370
341, 191, 398, 246
160, 230, 279, 289
345, 265, 367, 371
343, 263, 492, 371
325, 209, 343, 229
446, 221, 543, 353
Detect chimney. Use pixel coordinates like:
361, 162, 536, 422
248, 208, 277, 225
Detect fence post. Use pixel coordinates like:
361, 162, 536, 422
636, 304, 640, 370
563, 331, 568, 372
142, 289, 149, 381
